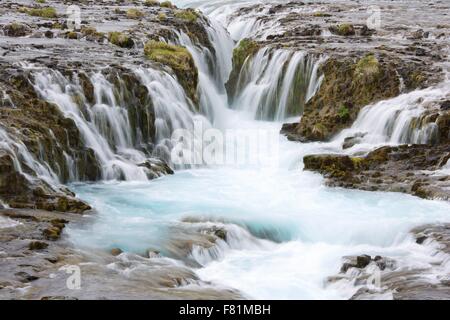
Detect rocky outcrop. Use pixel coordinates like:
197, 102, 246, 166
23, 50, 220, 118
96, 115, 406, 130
304, 143, 450, 200
283, 53, 441, 142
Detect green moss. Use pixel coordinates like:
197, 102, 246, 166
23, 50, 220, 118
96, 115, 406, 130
330, 23, 355, 36
36, 0, 46, 3
313, 12, 331, 17
232, 39, 260, 71
337, 105, 350, 121
81, 26, 104, 39
108, 32, 134, 48
144, 40, 198, 102
160, 1, 174, 8
27, 7, 57, 18
158, 13, 167, 21
175, 9, 198, 23
355, 54, 380, 78
127, 8, 144, 19
145, 0, 160, 6
144, 41, 193, 72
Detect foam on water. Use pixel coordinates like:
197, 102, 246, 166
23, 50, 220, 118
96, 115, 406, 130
68, 117, 450, 299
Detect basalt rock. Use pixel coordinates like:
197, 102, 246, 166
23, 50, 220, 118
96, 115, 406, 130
304, 144, 450, 200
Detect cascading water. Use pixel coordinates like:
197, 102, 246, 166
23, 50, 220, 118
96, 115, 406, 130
230, 47, 324, 120
0, 126, 59, 186
33, 70, 149, 181
333, 80, 450, 152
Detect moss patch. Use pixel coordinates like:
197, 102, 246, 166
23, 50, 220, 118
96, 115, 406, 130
108, 32, 134, 48
175, 9, 198, 23
26, 7, 57, 18
144, 40, 198, 103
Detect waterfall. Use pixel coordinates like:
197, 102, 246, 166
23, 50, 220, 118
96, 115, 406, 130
0, 126, 59, 187
172, 23, 235, 126
33, 70, 149, 181
134, 67, 212, 167
230, 47, 324, 121
333, 80, 450, 150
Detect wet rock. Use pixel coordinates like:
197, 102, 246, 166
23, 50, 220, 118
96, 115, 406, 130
138, 158, 174, 179
15, 271, 39, 283
109, 248, 122, 257
329, 24, 355, 36
342, 133, 366, 149
3, 23, 32, 37
226, 39, 260, 102
29, 241, 49, 251
356, 255, 372, 268
303, 144, 450, 200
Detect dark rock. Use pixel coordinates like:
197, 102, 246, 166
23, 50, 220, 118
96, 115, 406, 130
15, 271, 39, 283
29, 241, 49, 251
111, 248, 123, 256
356, 255, 372, 268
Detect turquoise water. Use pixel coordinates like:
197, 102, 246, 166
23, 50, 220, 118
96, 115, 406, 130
67, 124, 450, 299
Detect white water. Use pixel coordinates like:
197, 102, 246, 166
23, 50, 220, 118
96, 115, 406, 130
333, 80, 450, 153
231, 47, 324, 120
68, 120, 450, 299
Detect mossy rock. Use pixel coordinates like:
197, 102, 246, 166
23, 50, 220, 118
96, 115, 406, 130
232, 39, 260, 73
126, 8, 144, 19
3, 23, 31, 37
108, 32, 134, 48
226, 39, 260, 101
26, 7, 57, 18
144, 40, 198, 104
329, 24, 355, 36
160, 1, 174, 8
175, 9, 198, 23
293, 54, 400, 141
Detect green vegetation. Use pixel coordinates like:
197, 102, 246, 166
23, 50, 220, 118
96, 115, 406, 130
108, 32, 134, 48
145, 0, 160, 6
26, 7, 57, 18
355, 54, 380, 78
158, 13, 167, 21
144, 41, 193, 72
144, 40, 198, 103
65, 31, 78, 39
313, 12, 331, 17
232, 39, 260, 71
330, 23, 355, 36
160, 1, 174, 8
337, 105, 350, 121
126, 8, 144, 19
175, 9, 198, 23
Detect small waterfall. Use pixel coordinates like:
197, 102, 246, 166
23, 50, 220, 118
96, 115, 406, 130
0, 126, 59, 187
134, 67, 212, 167
174, 26, 234, 127
33, 70, 149, 181
333, 81, 450, 149
230, 47, 324, 121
